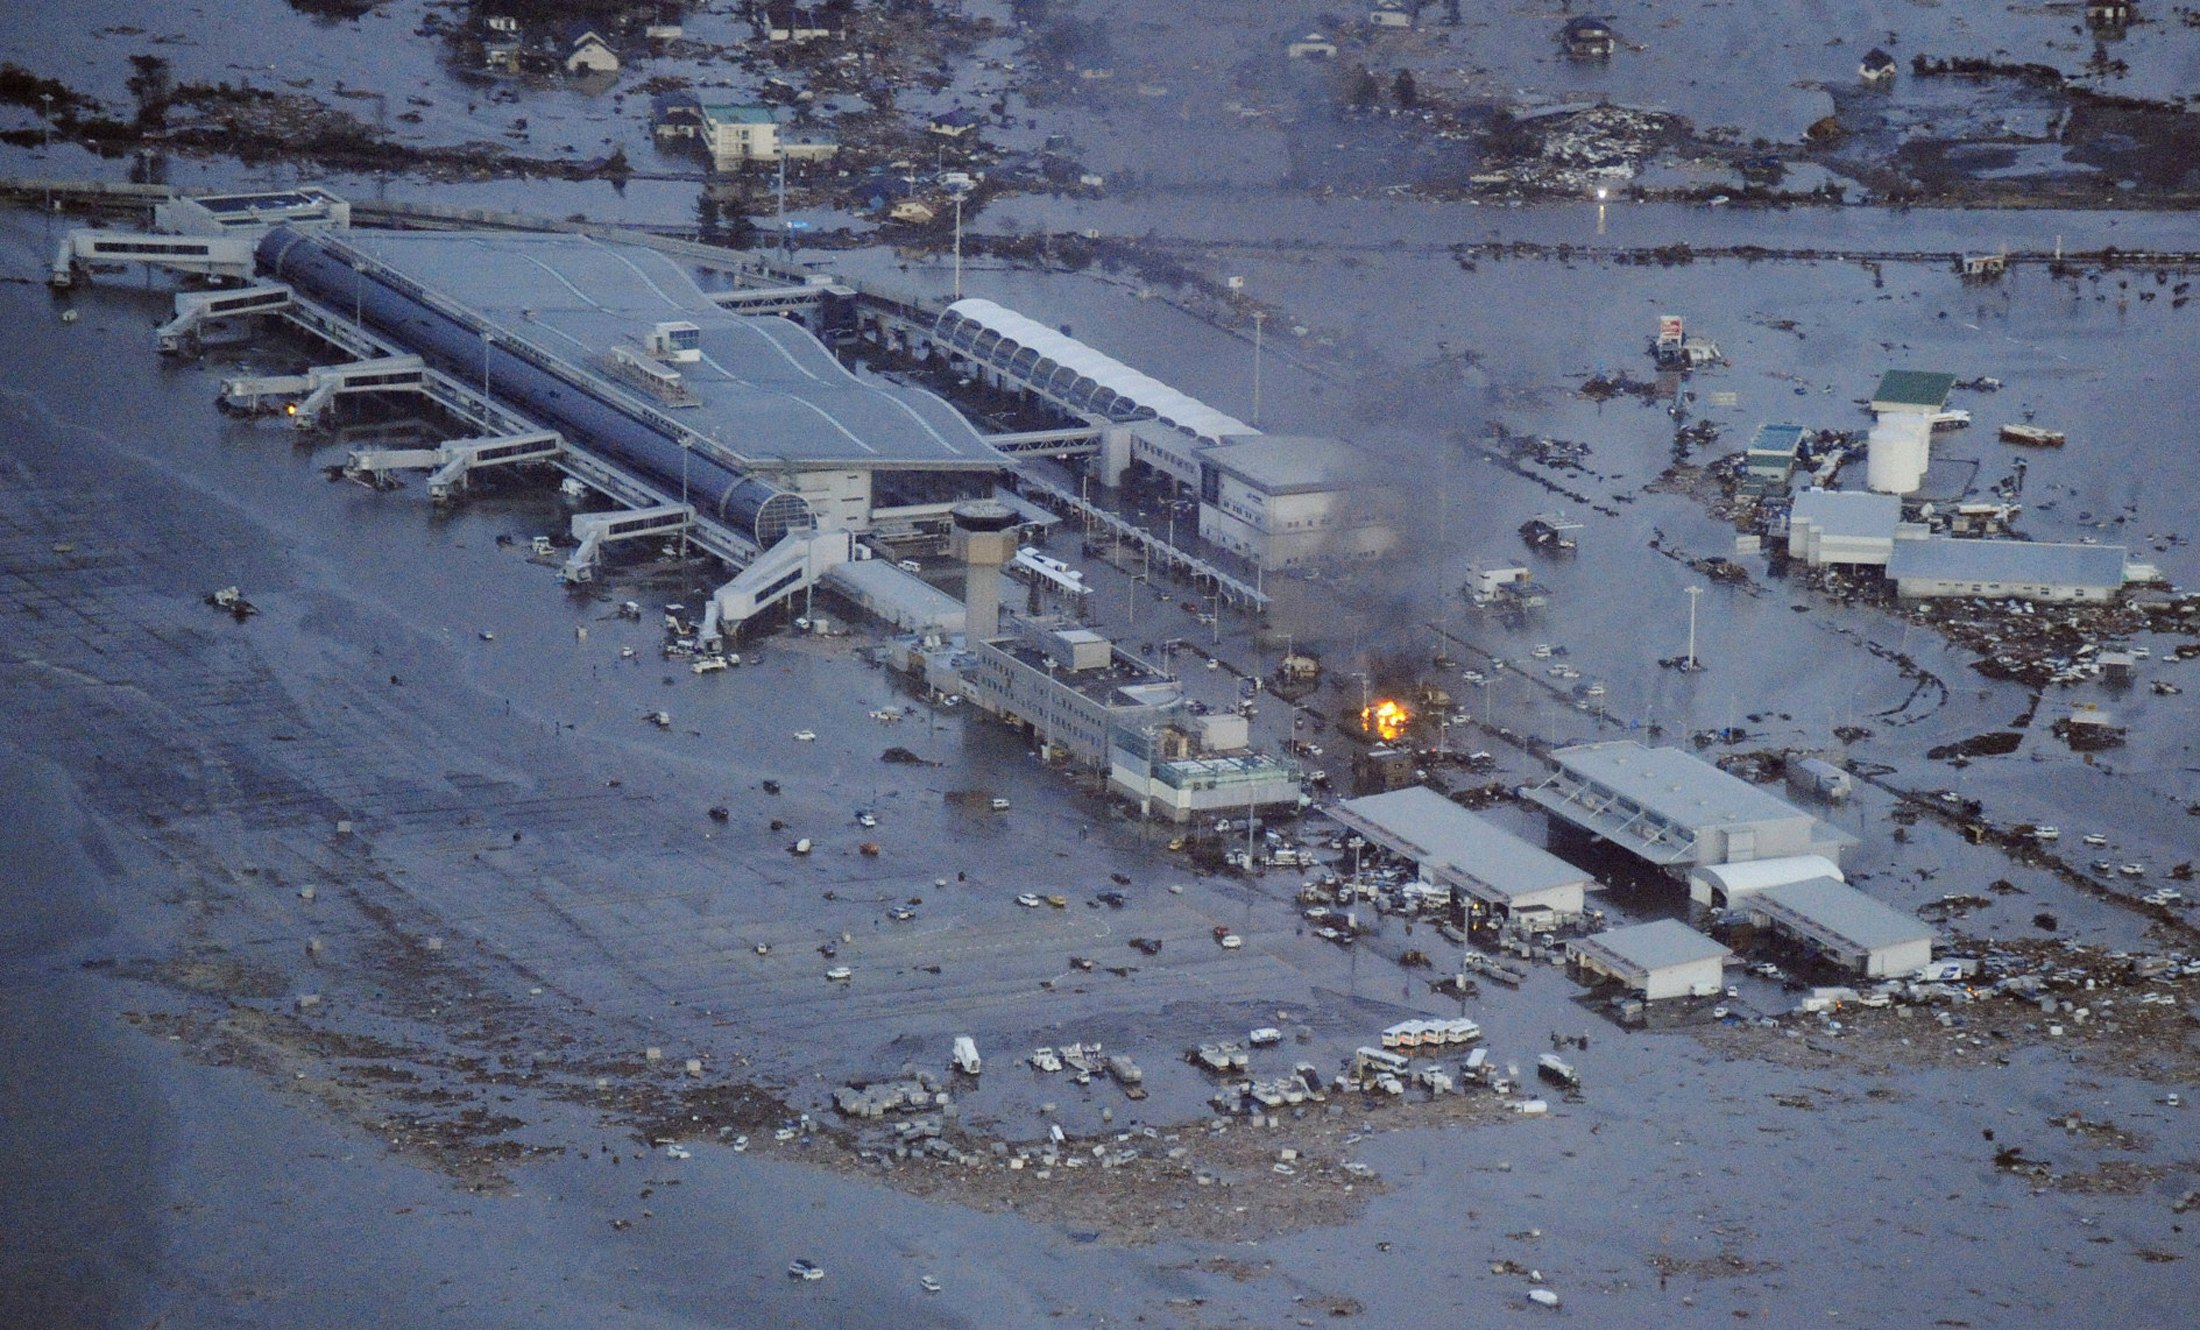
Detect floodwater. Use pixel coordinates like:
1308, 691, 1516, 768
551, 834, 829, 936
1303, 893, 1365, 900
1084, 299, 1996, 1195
5, 4, 2200, 1326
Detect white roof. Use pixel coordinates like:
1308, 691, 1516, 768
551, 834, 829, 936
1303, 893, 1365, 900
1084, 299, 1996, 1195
1751, 877, 1935, 955
1568, 919, 1730, 976
1547, 742, 1812, 830
1790, 488, 1900, 540
1332, 787, 1591, 902
940, 298, 1254, 442
1691, 855, 1845, 898
1887, 538, 2130, 590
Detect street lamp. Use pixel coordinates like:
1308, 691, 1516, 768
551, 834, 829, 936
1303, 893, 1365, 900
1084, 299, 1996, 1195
480, 331, 494, 416
1129, 573, 1146, 628
1250, 309, 1266, 428
1684, 584, 1705, 672
950, 184, 968, 300
679, 438, 693, 562
1595, 185, 1608, 237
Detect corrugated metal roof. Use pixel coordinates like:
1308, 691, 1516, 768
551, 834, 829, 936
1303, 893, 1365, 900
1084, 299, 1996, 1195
1568, 919, 1728, 975
939, 298, 1254, 442
1886, 538, 2128, 589
1332, 787, 1590, 901
1871, 369, 1956, 410
1790, 488, 1900, 539
1752, 877, 1934, 954
1546, 742, 1811, 830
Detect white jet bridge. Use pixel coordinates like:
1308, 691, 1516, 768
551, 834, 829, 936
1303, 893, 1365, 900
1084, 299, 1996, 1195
50, 229, 256, 287
157, 284, 293, 353
344, 429, 564, 502
219, 356, 426, 427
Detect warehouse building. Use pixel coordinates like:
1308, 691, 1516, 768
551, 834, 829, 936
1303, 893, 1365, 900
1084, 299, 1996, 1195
1785, 489, 1920, 567
1869, 368, 1956, 418
1743, 876, 1935, 978
1523, 742, 1853, 875
1688, 855, 1845, 909
1330, 786, 1597, 921
1567, 919, 1730, 1000
1885, 538, 2134, 603
1739, 423, 1808, 498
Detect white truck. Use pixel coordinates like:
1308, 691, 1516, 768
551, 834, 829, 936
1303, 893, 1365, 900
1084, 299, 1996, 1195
951, 1035, 982, 1076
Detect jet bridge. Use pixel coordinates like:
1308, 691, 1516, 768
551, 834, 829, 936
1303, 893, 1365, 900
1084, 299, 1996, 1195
50, 229, 256, 287
157, 284, 293, 353
343, 429, 564, 500
559, 504, 693, 584
219, 355, 425, 427
697, 527, 854, 646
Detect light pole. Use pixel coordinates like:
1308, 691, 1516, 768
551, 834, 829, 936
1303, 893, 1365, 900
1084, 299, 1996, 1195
1129, 573, 1146, 628
40, 92, 53, 218
1684, 585, 1704, 672
1207, 592, 1221, 646
1596, 185, 1608, 237
480, 332, 494, 417
1250, 309, 1266, 428
679, 438, 693, 562
950, 184, 967, 300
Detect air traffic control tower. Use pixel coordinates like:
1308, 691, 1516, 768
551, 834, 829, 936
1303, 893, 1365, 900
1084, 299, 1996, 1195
949, 499, 1019, 640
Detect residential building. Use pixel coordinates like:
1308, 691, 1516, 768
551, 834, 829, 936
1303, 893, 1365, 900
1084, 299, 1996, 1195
565, 27, 620, 74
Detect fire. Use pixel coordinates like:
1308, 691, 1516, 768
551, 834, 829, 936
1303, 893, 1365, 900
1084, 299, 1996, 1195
1360, 698, 1410, 743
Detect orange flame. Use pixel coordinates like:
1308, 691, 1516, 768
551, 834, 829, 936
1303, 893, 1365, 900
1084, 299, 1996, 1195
1361, 698, 1410, 743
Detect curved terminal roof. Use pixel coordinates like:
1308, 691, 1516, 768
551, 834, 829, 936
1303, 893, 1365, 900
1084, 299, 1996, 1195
333, 230, 1002, 471
937, 298, 1253, 443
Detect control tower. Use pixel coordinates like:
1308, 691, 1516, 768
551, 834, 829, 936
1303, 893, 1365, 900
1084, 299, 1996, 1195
949, 500, 1019, 640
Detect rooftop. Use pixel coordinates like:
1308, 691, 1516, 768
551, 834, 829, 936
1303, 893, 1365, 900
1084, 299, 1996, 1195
1745, 423, 1809, 457
1790, 488, 1901, 538
1751, 877, 1935, 954
1886, 538, 2130, 589
1204, 434, 1368, 496
699, 103, 778, 125
1332, 787, 1590, 900
335, 230, 1002, 472
938, 298, 1253, 443
1545, 742, 1813, 830
988, 634, 1183, 710
1569, 919, 1729, 976
1871, 369, 1957, 411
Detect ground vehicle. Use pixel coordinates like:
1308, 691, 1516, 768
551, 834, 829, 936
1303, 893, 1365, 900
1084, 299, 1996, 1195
990, 797, 1011, 811
788, 1259, 824, 1281
824, 966, 852, 982
952, 1035, 982, 1075
793, 729, 816, 742
1016, 892, 1042, 908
